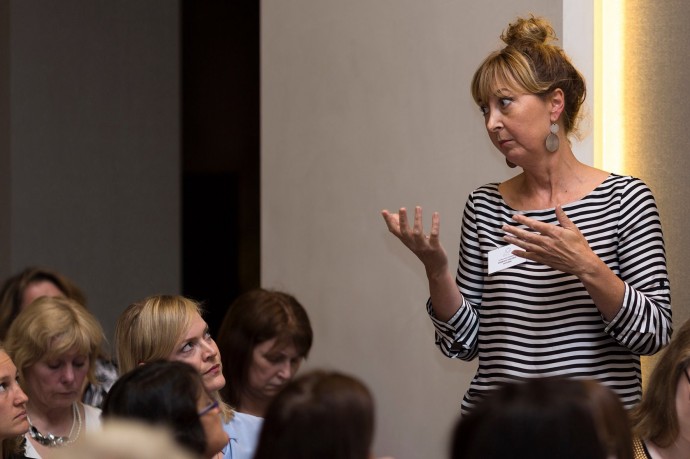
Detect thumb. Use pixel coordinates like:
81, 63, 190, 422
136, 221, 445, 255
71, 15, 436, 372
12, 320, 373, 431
555, 205, 574, 229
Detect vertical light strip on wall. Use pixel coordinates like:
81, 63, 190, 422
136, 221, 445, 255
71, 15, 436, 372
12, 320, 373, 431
594, 0, 625, 173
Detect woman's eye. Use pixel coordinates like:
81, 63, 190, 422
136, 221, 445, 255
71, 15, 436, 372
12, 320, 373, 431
0, 382, 7, 392
479, 106, 489, 116
181, 342, 194, 352
499, 98, 512, 108
204, 331, 212, 340
74, 361, 86, 368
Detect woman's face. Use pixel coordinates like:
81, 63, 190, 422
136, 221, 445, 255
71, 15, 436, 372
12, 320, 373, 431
480, 85, 554, 167
246, 338, 303, 402
23, 347, 88, 412
0, 351, 29, 440
169, 312, 226, 394
197, 391, 229, 458
20, 280, 65, 310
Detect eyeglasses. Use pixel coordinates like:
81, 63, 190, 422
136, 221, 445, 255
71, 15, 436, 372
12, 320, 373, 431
198, 400, 219, 417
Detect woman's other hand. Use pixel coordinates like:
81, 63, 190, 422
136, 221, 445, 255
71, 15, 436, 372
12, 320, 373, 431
503, 205, 599, 277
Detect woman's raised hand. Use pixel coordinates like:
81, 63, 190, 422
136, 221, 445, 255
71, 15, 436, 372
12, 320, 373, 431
381, 206, 449, 277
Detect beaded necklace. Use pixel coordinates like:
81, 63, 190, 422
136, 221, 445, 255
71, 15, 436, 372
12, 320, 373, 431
27, 402, 82, 447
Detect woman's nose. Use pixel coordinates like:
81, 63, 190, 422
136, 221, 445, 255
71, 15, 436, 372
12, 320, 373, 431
14, 385, 29, 405
485, 109, 502, 132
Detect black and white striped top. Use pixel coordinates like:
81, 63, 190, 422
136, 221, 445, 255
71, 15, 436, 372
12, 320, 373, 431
427, 174, 672, 414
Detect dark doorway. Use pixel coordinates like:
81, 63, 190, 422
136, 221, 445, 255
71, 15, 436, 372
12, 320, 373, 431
181, 2, 260, 336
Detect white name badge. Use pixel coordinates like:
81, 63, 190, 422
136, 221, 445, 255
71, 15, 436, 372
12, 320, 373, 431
488, 244, 526, 274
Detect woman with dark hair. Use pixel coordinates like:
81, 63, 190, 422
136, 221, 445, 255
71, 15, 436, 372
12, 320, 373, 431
0, 267, 86, 340
102, 360, 228, 459
254, 370, 393, 459
217, 288, 313, 417
630, 317, 690, 458
450, 378, 632, 459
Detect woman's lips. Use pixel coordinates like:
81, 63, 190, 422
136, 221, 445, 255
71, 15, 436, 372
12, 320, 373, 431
205, 364, 221, 375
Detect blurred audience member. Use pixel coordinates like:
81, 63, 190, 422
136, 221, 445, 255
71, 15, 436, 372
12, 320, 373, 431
0, 267, 116, 407
5, 297, 105, 458
450, 377, 632, 459
631, 317, 690, 458
217, 288, 313, 417
55, 420, 197, 459
102, 360, 228, 459
254, 369, 394, 459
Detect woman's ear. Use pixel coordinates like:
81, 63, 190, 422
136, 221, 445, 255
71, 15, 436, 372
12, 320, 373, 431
549, 88, 565, 122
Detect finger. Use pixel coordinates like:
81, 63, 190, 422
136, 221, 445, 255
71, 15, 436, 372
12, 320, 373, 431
413, 206, 424, 237
429, 211, 441, 241
398, 208, 410, 233
512, 214, 556, 236
381, 210, 401, 234
502, 224, 535, 241
555, 205, 575, 229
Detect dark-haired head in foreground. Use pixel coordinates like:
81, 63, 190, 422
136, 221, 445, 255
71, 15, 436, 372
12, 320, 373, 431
451, 377, 632, 459
102, 360, 228, 458
253, 370, 374, 459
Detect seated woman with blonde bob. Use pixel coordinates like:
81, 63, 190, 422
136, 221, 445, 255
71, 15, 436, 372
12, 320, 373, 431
0, 266, 117, 408
115, 295, 262, 459
4, 297, 105, 458
0, 344, 30, 459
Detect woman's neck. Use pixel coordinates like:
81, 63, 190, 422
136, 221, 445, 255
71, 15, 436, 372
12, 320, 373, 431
502, 159, 608, 210
648, 435, 690, 459
238, 394, 268, 418
27, 400, 76, 435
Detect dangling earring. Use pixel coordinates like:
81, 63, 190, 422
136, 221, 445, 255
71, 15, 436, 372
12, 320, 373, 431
545, 122, 559, 152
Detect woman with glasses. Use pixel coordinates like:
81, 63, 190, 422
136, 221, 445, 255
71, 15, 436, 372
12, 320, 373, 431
102, 360, 228, 459
630, 317, 690, 458
115, 295, 262, 459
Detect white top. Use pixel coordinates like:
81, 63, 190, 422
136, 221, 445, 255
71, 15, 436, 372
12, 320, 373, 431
24, 404, 101, 458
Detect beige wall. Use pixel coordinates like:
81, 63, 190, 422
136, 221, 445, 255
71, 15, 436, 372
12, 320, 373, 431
261, 2, 562, 458
623, 1, 690, 330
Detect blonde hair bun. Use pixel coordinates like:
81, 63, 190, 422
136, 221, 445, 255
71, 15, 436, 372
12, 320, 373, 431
501, 15, 557, 48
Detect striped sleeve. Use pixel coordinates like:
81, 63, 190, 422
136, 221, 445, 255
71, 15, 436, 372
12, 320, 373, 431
426, 191, 483, 360
604, 178, 671, 354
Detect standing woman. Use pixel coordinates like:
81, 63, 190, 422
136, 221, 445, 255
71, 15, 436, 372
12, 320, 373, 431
0, 345, 30, 459
382, 15, 671, 414
216, 288, 313, 417
115, 295, 262, 459
4, 297, 105, 458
